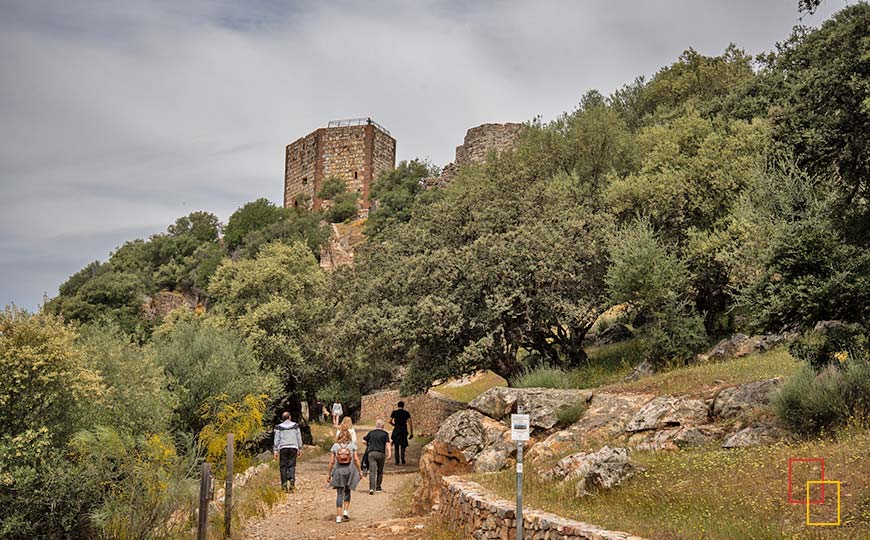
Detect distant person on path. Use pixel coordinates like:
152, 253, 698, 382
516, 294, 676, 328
389, 401, 413, 465
336, 416, 358, 443
331, 402, 343, 427
327, 427, 362, 523
272, 412, 303, 492
363, 419, 391, 494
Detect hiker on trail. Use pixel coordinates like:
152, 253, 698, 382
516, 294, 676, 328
389, 401, 413, 465
336, 416, 358, 443
363, 419, 392, 494
321, 404, 330, 423
327, 427, 362, 523
331, 402, 343, 427
272, 411, 303, 492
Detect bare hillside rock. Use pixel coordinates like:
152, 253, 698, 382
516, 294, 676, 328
543, 446, 639, 497
711, 378, 781, 419
722, 421, 786, 448
624, 396, 709, 433
528, 393, 651, 463
468, 387, 592, 432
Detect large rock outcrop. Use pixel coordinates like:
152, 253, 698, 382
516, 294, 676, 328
543, 446, 639, 497
528, 393, 651, 463
711, 378, 781, 419
468, 387, 592, 432
624, 396, 709, 432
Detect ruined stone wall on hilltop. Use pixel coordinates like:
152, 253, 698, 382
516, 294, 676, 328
429, 122, 524, 187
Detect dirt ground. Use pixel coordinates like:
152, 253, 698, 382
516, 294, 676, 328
243, 427, 431, 540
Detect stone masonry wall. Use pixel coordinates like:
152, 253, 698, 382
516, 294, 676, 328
429, 122, 524, 187
440, 477, 647, 540
359, 390, 465, 436
284, 131, 318, 208
284, 121, 396, 212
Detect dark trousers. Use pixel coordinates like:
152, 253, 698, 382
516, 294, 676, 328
368, 451, 385, 491
279, 447, 298, 489
393, 443, 406, 465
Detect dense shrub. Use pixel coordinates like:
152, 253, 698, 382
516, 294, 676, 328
789, 322, 869, 372
556, 403, 588, 426
511, 365, 569, 389
773, 361, 870, 435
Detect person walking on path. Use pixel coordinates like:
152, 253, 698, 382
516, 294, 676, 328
362, 419, 391, 494
389, 401, 413, 465
272, 412, 303, 492
336, 416, 358, 443
327, 427, 362, 523
331, 402, 343, 427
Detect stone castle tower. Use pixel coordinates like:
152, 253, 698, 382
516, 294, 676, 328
284, 118, 396, 212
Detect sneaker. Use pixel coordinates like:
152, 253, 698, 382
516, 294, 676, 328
369, 489, 374, 495
335, 516, 342, 524
376, 488, 383, 493
343, 510, 350, 520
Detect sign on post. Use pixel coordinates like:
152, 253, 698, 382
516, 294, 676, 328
511, 414, 530, 441
511, 413, 529, 540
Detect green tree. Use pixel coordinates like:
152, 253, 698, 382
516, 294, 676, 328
330, 158, 613, 392
224, 198, 286, 252
759, 4, 870, 241
150, 318, 281, 436
606, 220, 707, 365
208, 242, 330, 394
366, 159, 439, 238
77, 324, 176, 434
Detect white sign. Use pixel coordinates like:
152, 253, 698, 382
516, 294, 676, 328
511, 414, 530, 441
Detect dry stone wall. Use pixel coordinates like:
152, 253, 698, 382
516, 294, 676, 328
359, 389, 465, 436
440, 476, 647, 540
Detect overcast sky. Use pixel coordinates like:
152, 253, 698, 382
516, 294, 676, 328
0, 0, 850, 311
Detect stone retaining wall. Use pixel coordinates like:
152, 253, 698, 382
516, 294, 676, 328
359, 390, 464, 436
439, 476, 647, 540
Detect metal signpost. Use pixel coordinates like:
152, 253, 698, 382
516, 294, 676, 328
511, 409, 530, 540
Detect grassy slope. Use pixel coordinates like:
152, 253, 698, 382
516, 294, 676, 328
472, 346, 869, 539
432, 370, 507, 403
476, 429, 869, 539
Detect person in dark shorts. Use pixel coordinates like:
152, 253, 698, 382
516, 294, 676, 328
362, 419, 392, 494
389, 401, 413, 465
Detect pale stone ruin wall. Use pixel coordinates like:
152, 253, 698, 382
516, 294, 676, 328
427, 122, 525, 187
440, 477, 648, 540
283, 121, 396, 212
358, 389, 465, 436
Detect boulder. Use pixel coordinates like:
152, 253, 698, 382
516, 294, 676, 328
414, 439, 472, 514
468, 387, 592, 432
596, 323, 634, 345
624, 396, 708, 433
622, 359, 655, 382
722, 422, 785, 448
543, 446, 638, 497
697, 334, 752, 362
433, 409, 512, 465
711, 378, 781, 419
527, 393, 652, 463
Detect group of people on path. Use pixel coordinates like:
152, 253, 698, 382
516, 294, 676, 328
272, 400, 414, 524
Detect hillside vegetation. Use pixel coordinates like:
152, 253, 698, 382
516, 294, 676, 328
3, 4, 870, 540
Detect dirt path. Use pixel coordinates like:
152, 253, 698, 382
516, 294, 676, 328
244, 427, 430, 540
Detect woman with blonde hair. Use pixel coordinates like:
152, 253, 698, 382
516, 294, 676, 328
327, 427, 362, 523
336, 416, 357, 443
